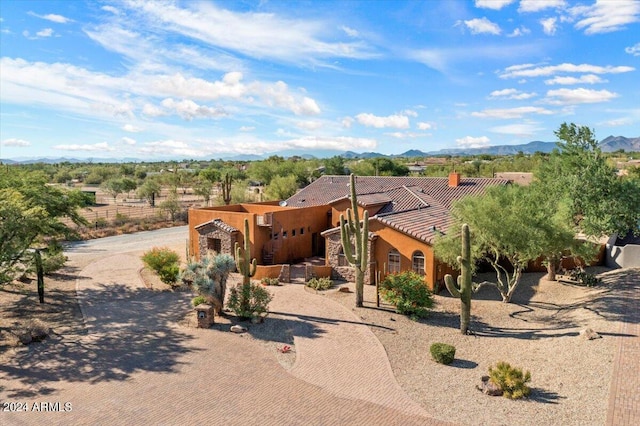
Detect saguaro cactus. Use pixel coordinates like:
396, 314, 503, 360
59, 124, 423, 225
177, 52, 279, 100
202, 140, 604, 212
339, 174, 369, 307
235, 218, 257, 286
444, 223, 472, 335
221, 172, 232, 205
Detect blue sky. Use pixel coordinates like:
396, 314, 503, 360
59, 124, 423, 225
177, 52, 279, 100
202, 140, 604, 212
1, 0, 639, 160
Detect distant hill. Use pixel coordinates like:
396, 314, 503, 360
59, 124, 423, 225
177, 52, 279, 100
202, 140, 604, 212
2, 136, 638, 164
599, 136, 640, 152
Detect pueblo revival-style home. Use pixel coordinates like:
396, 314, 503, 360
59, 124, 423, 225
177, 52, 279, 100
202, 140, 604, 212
188, 173, 509, 291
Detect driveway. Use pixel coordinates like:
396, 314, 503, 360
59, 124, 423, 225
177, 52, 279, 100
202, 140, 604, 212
1, 227, 444, 425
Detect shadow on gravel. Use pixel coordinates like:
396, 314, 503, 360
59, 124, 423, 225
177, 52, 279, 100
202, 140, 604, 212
450, 359, 478, 369
1, 285, 200, 399
528, 387, 564, 404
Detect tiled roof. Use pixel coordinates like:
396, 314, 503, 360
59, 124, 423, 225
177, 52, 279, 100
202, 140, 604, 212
285, 175, 508, 245
194, 218, 238, 233
375, 204, 452, 244
287, 175, 509, 210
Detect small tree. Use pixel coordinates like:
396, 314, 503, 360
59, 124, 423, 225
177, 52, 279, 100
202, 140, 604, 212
193, 178, 214, 206
265, 174, 298, 200
159, 190, 182, 222
181, 252, 236, 314
339, 174, 369, 307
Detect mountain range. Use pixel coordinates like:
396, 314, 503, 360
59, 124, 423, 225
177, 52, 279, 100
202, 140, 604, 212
2, 136, 638, 164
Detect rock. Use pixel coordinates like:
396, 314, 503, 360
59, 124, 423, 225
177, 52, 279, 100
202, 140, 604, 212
230, 325, 247, 333
338, 286, 351, 293
477, 376, 503, 396
581, 328, 602, 340
18, 333, 32, 345
251, 316, 263, 324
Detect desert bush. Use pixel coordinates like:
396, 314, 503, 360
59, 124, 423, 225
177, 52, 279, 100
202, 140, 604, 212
570, 269, 602, 287
380, 271, 434, 319
192, 295, 207, 307
430, 343, 456, 365
141, 247, 180, 285
113, 212, 129, 226
261, 277, 280, 286
227, 282, 272, 320
488, 361, 532, 399
306, 277, 333, 290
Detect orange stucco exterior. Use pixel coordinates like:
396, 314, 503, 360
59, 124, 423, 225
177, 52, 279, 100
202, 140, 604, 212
189, 202, 330, 265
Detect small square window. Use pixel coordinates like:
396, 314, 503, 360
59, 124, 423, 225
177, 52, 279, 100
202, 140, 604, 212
300, 228, 304, 235
274, 232, 279, 240
292, 229, 296, 236
283, 231, 288, 238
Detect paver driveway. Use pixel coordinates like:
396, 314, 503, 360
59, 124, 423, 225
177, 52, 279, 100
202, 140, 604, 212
1, 227, 445, 425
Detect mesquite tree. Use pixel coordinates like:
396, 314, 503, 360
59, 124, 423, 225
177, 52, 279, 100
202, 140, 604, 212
339, 174, 369, 307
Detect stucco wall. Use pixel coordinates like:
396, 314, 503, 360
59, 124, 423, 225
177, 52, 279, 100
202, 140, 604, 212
606, 243, 640, 268
368, 221, 438, 291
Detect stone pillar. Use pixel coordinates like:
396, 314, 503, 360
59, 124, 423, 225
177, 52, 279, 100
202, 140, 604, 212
195, 304, 214, 328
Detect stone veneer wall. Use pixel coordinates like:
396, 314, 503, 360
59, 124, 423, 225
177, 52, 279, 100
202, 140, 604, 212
197, 222, 238, 258
325, 232, 375, 285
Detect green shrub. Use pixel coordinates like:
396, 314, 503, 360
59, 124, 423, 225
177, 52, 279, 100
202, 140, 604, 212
113, 212, 129, 226
141, 247, 180, 285
192, 295, 207, 307
380, 271, 434, 319
306, 277, 333, 290
430, 343, 456, 365
227, 283, 273, 320
488, 361, 532, 399
570, 269, 601, 287
261, 277, 280, 286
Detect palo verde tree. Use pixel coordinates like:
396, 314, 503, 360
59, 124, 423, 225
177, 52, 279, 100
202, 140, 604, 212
435, 184, 586, 302
535, 123, 640, 238
339, 173, 369, 307
0, 168, 88, 286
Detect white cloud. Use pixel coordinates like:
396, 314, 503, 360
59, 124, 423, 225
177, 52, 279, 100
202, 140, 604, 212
283, 136, 377, 151
138, 140, 201, 158
160, 98, 227, 120
489, 122, 544, 136
472, 106, 552, 119
544, 74, 606, 85
341, 26, 359, 37
296, 120, 323, 130
53, 142, 115, 152
122, 124, 142, 133
625, 42, 640, 56
142, 103, 166, 117
356, 113, 410, 129
489, 88, 537, 99
540, 17, 558, 35
546, 88, 618, 104
403, 109, 418, 117
417, 122, 432, 130
101, 6, 119, 15
475, 0, 516, 10
28, 12, 73, 24
36, 28, 54, 38
519, 0, 566, 13
508, 26, 531, 37
116, 1, 376, 67
570, 0, 640, 34
463, 17, 502, 35
599, 118, 632, 126
2, 138, 31, 147
341, 117, 354, 128
121, 137, 136, 145
239, 126, 255, 132
499, 62, 634, 78
456, 136, 491, 148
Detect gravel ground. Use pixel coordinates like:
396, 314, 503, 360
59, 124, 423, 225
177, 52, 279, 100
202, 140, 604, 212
325, 267, 636, 426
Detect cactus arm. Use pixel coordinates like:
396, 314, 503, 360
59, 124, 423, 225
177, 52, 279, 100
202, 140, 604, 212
360, 210, 369, 271
444, 274, 461, 298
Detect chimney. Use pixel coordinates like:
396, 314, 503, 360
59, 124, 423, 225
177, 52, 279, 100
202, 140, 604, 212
448, 172, 461, 188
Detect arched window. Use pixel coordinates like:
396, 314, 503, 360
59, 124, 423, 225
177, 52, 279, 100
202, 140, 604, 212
388, 249, 401, 274
412, 251, 425, 275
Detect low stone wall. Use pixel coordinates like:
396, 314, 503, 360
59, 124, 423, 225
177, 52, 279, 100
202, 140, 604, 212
307, 265, 332, 280
254, 265, 283, 280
